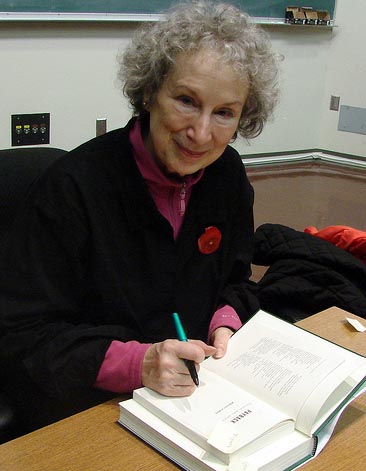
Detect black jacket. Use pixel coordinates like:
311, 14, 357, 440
0, 119, 258, 403
254, 223, 366, 322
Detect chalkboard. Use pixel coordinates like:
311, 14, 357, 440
0, 1, 336, 21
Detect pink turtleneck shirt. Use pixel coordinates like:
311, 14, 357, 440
94, 120, 242, 393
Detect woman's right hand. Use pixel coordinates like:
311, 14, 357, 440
141, 339, 216, 397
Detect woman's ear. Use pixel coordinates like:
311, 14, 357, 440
143, 94, 151, 111
230, 131, 238, 142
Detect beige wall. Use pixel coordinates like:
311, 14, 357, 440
0, 1, 364, 157
247, 157, 366, 281
248, 160, 366, 231
318, 0, 366, 156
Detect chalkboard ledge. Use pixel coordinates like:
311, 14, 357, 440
0, 12, 164, 22
0, 11, 335, 26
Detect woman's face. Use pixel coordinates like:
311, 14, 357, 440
145, 49, 249, 178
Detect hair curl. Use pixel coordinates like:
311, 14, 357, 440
118, 1, 280, 139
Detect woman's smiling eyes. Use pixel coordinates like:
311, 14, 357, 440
216, 108, 235, 119
176, 95, 237, 119
178, 95, 195, 107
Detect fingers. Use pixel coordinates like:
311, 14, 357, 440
185, 339, 217, 359
141, 339, 212, 397
211, 326, 234, 359
174, 339, 216, 363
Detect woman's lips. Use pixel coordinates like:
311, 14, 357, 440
177, 142, 207, 158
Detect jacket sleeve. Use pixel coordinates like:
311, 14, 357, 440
0, 167, 139, 398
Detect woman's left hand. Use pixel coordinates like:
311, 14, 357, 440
210, 326, 234, 359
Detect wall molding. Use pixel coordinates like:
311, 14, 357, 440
242, 150, 366, 169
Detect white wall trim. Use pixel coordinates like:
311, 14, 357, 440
243, 151, 366, 170
0, 12, 165, 22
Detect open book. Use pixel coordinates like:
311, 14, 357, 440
118, 310, 366, 471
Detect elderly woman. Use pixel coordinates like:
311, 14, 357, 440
0, 1, 279, 433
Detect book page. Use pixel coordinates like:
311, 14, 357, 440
120, 399, 313, 471
302, 366, 366, 434
203, 310, 362, 428
119, 399, 228, 471
134, 367, 293, 461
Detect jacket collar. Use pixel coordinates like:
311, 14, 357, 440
115, 118, 228, 234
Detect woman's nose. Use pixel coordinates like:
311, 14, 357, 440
187, 113, 212, 145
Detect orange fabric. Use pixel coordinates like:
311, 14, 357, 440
304, 225, 366, 263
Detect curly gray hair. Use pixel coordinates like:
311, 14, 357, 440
118, 1, 280, 139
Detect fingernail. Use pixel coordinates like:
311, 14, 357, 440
215, 348, 223, 358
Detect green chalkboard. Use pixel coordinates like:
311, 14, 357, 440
0, 1, 336, 19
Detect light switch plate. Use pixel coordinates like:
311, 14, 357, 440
338, 105, 366, 135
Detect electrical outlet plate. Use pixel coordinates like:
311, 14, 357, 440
11, 113, 50, 146
330, 95, 340, 111
96, 118, 107, 137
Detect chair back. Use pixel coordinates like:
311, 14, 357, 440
0, 146, 66, 443
0, 147, 66, 242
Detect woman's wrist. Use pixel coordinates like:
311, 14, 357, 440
208, 305, 242, 342
94, 340, 151, 393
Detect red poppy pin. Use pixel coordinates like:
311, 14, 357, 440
198, 226, 222, 254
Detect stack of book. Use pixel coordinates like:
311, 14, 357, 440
119, 310, 366, 471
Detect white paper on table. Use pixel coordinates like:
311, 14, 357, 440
346, 317, 366, 332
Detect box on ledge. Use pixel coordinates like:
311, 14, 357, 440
285, 6, 331, 25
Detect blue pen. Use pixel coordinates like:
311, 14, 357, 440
172, 312, 199, 386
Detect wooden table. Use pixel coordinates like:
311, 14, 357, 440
1, 307, 365, 471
